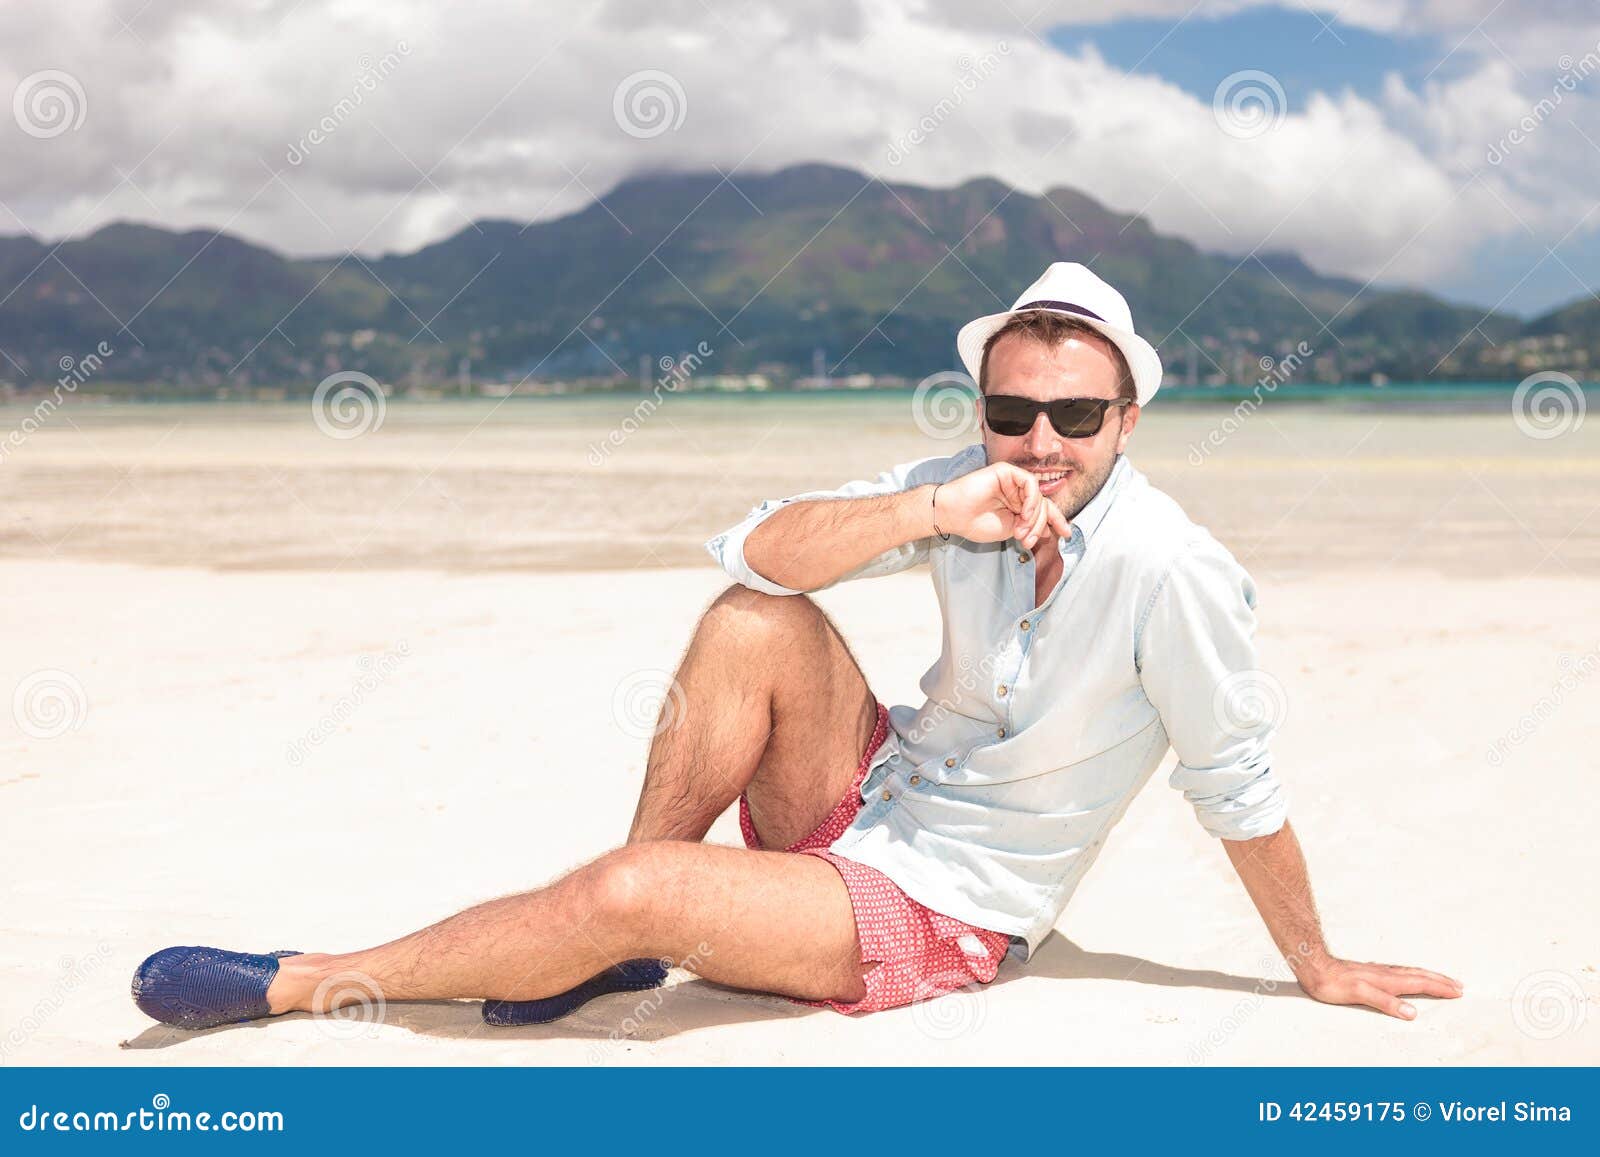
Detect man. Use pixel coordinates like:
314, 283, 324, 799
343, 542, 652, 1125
132, 263, 1461, 1031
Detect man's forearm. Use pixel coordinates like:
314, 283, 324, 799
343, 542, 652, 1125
743, 485, 935, 592
1222, 820, 1334, 980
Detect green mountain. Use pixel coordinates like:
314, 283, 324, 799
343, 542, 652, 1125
0, 163, 1584, 391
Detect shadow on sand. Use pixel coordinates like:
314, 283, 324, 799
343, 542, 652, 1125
119, 932, 1314, 1051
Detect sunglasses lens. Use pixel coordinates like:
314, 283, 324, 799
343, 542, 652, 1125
985, 396, 1120, 438
1051, 400, 1105, 438
983, 396, 1036, 436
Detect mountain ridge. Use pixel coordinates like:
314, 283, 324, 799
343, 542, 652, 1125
0, 163, 1588, 390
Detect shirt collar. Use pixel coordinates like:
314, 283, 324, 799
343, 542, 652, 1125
1067, 453, 1131, 546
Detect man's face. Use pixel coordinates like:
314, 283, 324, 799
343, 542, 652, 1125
979, 331, 1140, 522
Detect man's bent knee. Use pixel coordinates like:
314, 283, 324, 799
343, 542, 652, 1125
585, 844, 662, 925
708, 582, 825, 628
701, 583, 839, 659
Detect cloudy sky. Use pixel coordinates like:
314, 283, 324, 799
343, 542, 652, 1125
3, 0, 1597, 316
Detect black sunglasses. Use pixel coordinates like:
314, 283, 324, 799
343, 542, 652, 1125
982, 394, 1132, 438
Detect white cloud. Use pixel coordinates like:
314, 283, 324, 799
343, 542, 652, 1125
0, 0, 1595, 302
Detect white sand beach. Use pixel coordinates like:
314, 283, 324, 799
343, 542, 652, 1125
1, 397, 1597, 1065
1, 559, 1596, 1066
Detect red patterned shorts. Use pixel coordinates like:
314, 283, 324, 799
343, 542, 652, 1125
738, 700, 1013, 1014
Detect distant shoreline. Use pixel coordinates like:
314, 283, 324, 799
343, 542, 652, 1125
1, 379, 1590, 411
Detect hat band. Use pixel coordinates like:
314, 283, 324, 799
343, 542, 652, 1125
1015, 299, 1106, 323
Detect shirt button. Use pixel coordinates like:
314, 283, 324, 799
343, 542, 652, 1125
944, 757, 956, 768
909, 774, 921, 786
881, 789, 892, 802
996, 727, 1007, 738
1020, 619, 1030, 631
996, 684, 1008, 697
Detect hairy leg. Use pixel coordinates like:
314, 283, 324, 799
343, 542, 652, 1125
627, 584, 878, 852
267, 841, 867, 1011
268, 586, 881, 1016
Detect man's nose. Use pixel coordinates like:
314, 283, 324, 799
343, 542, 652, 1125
1026, 411, 1059, 456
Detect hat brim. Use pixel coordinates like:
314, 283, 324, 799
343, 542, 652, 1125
956, 308, 1163, 406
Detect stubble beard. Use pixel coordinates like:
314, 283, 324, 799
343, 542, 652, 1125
1053, 449, 1120, 522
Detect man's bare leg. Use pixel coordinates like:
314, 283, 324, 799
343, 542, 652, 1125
266, 841, 867, 1010
627, 584, 878, 850
265, 585, 880, 1013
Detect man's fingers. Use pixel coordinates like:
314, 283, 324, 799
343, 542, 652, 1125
1019, 492, 1039, 531
1365, 967, 1464, 1000
1389, 965, 1465, 992
1352, 980, 1417, 1020
1016, 495, 1071, 551
997, 468, 1040, 539
1024, 500, 1049, 549
992, 466, 1070, 548
1408, 976, 1464, 1000
1014, 500, 1046, 548
996, 463, 1028, 504
1017, 474, 1039, 526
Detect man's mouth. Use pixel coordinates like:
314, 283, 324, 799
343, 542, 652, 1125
1029, 468, 1074, 496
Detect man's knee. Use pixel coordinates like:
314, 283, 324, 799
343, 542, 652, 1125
703, 583, 829, 651
584, 843, 668, 924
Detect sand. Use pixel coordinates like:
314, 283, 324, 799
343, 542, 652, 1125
1, 396, 1597, 1064
2, 557, 1596, 1066
3, 396, 1599, 577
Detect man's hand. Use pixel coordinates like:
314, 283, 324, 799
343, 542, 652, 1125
934, 463, 1071, 550
744, 461, 1073, 590
1294, 958, 1464, 1020
1223, 823, 1463, 1021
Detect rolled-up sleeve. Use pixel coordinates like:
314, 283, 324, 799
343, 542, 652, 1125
1136, 537, 1289, 840
704, 446, 981, 596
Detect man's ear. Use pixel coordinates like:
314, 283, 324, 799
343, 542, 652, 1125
1114, 403, 1141, 453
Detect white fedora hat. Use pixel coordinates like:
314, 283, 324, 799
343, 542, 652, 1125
956, 261, 1163, 405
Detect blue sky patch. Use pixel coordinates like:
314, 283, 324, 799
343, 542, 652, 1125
1047, 7, 1462, 112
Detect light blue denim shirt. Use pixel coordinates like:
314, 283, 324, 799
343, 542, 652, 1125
704, 446, 1289, 958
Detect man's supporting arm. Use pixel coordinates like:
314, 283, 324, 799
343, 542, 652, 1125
1223, 819, 1463, 1019
1138, 543, 1463, 1020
